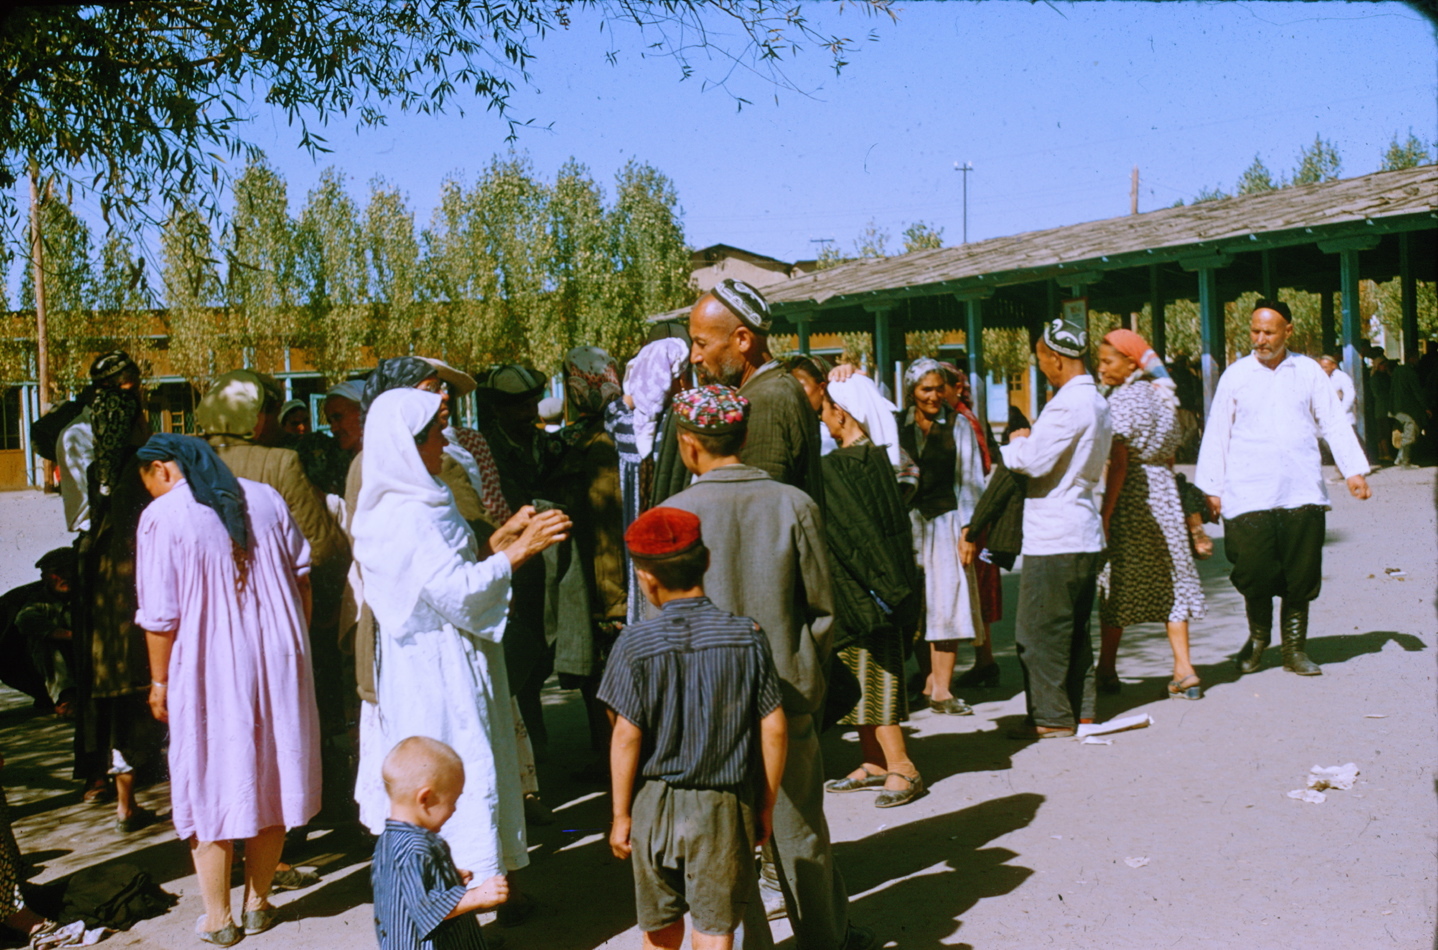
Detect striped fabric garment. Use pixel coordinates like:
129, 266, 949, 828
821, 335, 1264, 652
371, 820, 488, 950
604, 401, 647, 624
598, 597, 783, 789
448, 426, 511, 524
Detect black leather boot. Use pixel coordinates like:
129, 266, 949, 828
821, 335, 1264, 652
1235, 628, 1270, 674
1280, 601, 1321, 675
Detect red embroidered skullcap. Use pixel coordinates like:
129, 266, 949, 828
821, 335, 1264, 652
625, 507, 703, 559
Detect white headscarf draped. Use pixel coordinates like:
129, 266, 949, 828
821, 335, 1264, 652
351, 389, 475, 632
624, 338, 690, 458
828, 373, 903, 468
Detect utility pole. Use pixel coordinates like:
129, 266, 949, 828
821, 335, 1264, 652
29, 160, 51, 414
1130, 165, 1140, 216
954, 161, 973, 244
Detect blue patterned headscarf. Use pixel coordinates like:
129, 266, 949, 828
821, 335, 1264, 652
137, 434, 248, 550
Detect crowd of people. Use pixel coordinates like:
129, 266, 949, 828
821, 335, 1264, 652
0, 279, 1387, 949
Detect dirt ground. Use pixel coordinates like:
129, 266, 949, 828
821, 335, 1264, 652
1, 464, 1433, 950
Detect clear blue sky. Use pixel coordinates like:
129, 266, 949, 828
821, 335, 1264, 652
23, 1, 1438, 272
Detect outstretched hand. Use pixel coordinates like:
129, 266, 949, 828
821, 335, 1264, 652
503, 509, 572, 570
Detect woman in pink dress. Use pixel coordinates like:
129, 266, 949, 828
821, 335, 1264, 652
134, 434, 320, 946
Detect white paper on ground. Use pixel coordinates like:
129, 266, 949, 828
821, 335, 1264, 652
1288, 788, 1326, 804
1307, 763, 1359, 791
1075, 714, 1153, 738
1081, 736, 1114, 745
1124, 856, 1150, 868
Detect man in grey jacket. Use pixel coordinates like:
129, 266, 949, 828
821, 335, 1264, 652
662, 386, 871, 950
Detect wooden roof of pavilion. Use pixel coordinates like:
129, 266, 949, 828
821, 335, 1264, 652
758, 164, 1438, 312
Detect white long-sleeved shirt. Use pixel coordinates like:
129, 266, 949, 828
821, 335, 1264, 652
1000, 374, 1112, 556
57, 411, 93, 533
1328, 368, 1357, 427
1195, 353, 1369, 519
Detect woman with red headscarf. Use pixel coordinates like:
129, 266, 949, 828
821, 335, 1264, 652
1094, 330, 1207, 700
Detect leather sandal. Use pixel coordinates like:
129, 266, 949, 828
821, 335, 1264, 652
875, 773, 925, 808
196, 915, 243, 947
927, 697, 974, 716
1167, 674, 1203, 700
825, 767, 888, 793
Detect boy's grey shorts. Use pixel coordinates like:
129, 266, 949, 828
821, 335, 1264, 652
632, 779, 758, 935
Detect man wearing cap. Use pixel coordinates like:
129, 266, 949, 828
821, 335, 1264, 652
662, 386, 870, 950
1002, 314, 1112, 740
653, 279, 825, 510
1196, 299, 1371, 677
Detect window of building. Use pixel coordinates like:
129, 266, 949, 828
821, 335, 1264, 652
0, 387, 21, 451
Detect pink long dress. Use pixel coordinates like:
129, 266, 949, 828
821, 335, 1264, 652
135, 478, 321, 841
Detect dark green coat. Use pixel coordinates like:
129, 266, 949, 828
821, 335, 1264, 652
820, 443, 919, 652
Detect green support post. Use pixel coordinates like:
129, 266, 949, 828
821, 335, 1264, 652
966, 296, 987, 426
1320, 289, 1336, 357
1149, 264, 1166, 359
1261, 249, 1276, 300
1339, 248, 1366, 444
796, 315, 811, 356
1197, 267, 1224, 414
1400, 232, 1418, 363
868, 304, 893, 395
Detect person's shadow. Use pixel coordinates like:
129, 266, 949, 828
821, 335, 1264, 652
834, 793, 1042, 949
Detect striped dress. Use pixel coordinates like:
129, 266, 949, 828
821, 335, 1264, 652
605, 401, 646, 624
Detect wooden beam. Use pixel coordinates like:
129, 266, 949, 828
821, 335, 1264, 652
867, 304, 895, 394
1400, 232, 1418, 362
795, 313, 811, 356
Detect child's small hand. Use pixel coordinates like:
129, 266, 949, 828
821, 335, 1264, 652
610, 816, 632, 860
471, 875, 509, 910
458, 869, 473, 885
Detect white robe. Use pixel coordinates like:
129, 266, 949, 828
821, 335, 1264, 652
354, 548, 526, 878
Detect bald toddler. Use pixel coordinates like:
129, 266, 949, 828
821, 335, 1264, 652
371, 736, 508, 950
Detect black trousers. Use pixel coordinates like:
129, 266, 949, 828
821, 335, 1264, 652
1223, 505, 1326, 610
1013, 552, 1104, 729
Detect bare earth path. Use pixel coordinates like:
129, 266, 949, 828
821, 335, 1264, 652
1, 465, 1433, 950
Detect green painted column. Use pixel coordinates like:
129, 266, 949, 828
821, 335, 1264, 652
1339, 247, 1366, 444
1197, 267, 1224, 414
966, 296, 987, 425
796, 315, 811, 356
1400, 232, 1418, 363
1149, 263, 1166, 359
869, 304, 893, 395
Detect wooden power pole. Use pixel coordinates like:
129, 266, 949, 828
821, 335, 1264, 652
29, 161, 52, 413
1130, 165, 1140, 216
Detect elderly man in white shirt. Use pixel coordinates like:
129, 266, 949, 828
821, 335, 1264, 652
1001, 313, 1113, 739
1196, 300, 1370, 677
1316, 354, 1358, 427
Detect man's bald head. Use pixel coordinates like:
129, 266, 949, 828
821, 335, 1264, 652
382, 736, 465, 802
689, 293, 768, 387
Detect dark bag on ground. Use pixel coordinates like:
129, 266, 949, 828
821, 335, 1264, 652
58, 862, 178, 931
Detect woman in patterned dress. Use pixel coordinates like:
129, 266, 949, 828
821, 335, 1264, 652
1095, 329, 1207, 699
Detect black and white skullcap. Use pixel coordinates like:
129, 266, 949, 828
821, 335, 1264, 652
1042, 314, 1088, 359
711, 278, 772, 334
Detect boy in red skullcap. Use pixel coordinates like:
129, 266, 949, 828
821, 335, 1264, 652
598, 506, 787, 950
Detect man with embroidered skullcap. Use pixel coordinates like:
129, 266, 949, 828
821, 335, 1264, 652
652, 279, 825, 511
662, 386, 872, 950
1002, 312, 1112, 740
1196, 299, 1371, 677
601, 506, 787, 949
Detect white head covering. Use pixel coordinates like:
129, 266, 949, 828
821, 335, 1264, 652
351, 389, 474, 632
828, 373, 902, 468
624, 338, 690, 457
326, 380, 366, 404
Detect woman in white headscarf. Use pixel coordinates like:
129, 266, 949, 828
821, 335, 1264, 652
819, 375, 925, 807
608, 338, 690, 623
351, 389, 570, 887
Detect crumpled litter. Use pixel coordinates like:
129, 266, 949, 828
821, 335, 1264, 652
1288, 763, 1359, 803
30, 920, 105, 950
1081, 736, 1113, 746
1123, 856, 1150, 868
1075, 714, 1152, 739
1307, 763, 1359, 791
